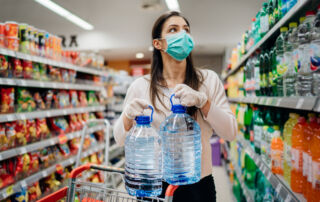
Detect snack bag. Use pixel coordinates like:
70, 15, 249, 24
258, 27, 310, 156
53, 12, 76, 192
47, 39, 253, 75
68, 138, 79, 154
17, 88, 36, 112
58, 143, 70, 158
32, 62, 40, 80
78, 91, 87, 107
0, 124, 8, 151
68, 115, 77, 132
82, 113, 89, 123
48, 65, 61, 82
15, 120, 28, 146
14, 154, 30, 180
6, 122, 16, 148
1, 87, 14, 113
22, 60, 33, 79
0, 55, 9, 77
57, 91, 70, 108
38, 63, 48, 81
44, 90, 53, 109
28, 182, 41, 201
36, 118, 50, 140
87, 91, 98, 106
12, 58, 23, 78
39, 148, 50, 169
49, 117, 69, 135
27, 119, 38, 143
34, 92, 45, 110
69, 70, 76, 83
69, 90, 79, 108
61, 69, 69, 82
29, 151, 40, 174
77, 114, 85, 129
11, 187, 28, 202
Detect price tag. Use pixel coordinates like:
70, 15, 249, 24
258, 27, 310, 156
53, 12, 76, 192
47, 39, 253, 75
296, 98, 304, 109
50, 139, 56, 145
276, 98, 282, 106
6, 114, 15, 122
19, 114, 26, 120
276, 183, 282, 193
6, 185, 14, 196
284, 194, 292, 202
42, 170, 48, 177
20, 180, 27, 188
19, 147, 27, 154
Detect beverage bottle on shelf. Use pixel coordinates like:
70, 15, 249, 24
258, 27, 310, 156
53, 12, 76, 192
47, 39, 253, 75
268, 0, 275, 29
254, 52, 262, 96
256, 11, 262, 43
302, 114, 317, 201
283, 113, 299, 185
297, 11, 316, 96
287, 0, 297, 12
273, 0, 280, 24
244, 153, 257, 189
260, 51, 266, 95
311, 117, 320, 202
275, 27, 289, 97
262, 109, 272, 165
266, 124, 280, 168
311, 5, 320, 96
283, 22, 298, 96
271, 128, 284, 175
265, 51, 272, 96
160, 95, 201, 185
124, 106, 162, 197
244, 104, 253, 141
291, 116, 307, 193
278, 0, 287, 19
263, 182, 275, 202
270, 47, 278, 96
254, 107, 264, 154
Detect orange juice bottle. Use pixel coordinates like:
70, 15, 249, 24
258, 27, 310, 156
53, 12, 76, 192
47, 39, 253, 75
311, 117, 320, 202
271, 130, 283, 175
303, 114, 317, 201
291, 116, 306, 193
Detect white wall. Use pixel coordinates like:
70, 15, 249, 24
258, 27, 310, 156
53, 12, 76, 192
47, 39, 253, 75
193, 55, 223, 75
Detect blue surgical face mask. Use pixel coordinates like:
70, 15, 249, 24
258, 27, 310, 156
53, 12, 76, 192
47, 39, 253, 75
164, 30, 194, 61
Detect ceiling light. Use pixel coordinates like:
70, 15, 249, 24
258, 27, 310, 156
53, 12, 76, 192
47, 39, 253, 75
136, 53, 144, 59
34, 0, 94, 30
165, 0, 180, 11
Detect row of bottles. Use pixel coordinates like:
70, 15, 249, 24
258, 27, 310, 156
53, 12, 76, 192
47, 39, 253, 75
232, 103, 320, 202
244, 6, 320, 97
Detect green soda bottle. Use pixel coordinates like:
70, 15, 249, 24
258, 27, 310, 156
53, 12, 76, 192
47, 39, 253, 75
254, 107, 264, 154
271, 47, 278, 96
260, 2, 270, 38
268, 0, 275, 29
264, 51, 271, 96
244, 153, 257, 189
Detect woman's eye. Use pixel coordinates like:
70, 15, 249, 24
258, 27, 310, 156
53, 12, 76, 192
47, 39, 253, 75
169, 28, 176, 33
185, 28, 190, 33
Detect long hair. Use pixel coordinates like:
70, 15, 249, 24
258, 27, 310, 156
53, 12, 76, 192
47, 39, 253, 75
150, 11, 203, 116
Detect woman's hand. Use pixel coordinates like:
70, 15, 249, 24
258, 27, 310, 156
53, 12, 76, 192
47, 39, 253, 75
174, 84, 208, 108
123, 98, 149, 131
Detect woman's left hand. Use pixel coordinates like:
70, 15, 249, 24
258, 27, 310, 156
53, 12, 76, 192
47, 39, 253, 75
174, 84, 208, 108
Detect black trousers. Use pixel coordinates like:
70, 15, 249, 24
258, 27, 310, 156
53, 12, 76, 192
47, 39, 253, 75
140, 175, 216, 202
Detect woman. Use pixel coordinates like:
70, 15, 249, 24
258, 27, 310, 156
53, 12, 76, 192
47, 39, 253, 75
113, 11, 237, 202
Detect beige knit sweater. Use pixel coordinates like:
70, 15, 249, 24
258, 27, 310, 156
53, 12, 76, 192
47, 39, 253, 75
113, 69, 237, 178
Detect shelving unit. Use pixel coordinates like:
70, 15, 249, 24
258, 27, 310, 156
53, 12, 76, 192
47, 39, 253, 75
221, 0, 311, 81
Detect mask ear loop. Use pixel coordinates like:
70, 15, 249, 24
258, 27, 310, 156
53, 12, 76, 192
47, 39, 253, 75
154, 38, 167, 52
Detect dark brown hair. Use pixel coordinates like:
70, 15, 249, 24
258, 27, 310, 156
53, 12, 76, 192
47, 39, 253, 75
150, 11, 203, 116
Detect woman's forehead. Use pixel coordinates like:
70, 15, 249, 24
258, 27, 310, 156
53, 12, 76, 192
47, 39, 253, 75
163, 16, 188, 28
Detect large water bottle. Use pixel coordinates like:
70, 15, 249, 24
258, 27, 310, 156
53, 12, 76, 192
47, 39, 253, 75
283, 22, 298, 96
125, 106, 162, 197
311, 5, 320, 96
160, 94, 201, 185
297, 11, 316, 96
275, 27, 288, 97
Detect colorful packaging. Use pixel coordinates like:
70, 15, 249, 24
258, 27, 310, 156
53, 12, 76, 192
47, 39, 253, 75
32, 62, 40, 80
0, 161, 14, 189
1, 87, 14, 113
36, 118, 50, 140
0, 55, 9, 77
15, 120, 28, 146
5, 122, 16, 148
49, 117, 69, 135
69, 70, 76, 83
0, 124, 7, 151
78, 91, 88, 107
58, 143, 71, 158
12, 58, 23, 78
17, 88, 36, 112
11, 187, 28, 202
87, 91, 98, 106
38, 63, 48, 81
48, 65, 61, 81
69, 90, 79, 108
34, 92, 45, 110
5, 37, 19, 51
18, 23, 29, 54
27, 119, 38, 143
38, 30, 45, 57
29, 151, 40, 174
61, 69, 69, 82
5, 21, 18, 38
22, 60, 33, 79
28, 182, 42, 201
44, 90, 53, 109
0, 23, 4, 48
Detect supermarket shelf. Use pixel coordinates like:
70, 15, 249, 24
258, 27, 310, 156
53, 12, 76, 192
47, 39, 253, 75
0, 48, 109, 77
229, 96, 318, 111
238, 136, 301, 202
0, 124, 105, 161
109, 144, 124, 160
114, 158, 125, 168
0, 78, 104, 91
0, 143, 105, 200
221, 0, 310, 81
0, 105, 106, 123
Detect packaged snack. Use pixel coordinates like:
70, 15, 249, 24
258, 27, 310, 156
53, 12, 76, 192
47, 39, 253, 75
61, 69, 69, 82
95, 111, 104, 119
38, 63, 48, 81
28, 182, 42, 201
39, 148, 50, 169
29, 151, 40, 174
34, 92, 45, 110
0, 124, 8, 151
89, 112, 97, 120
11, 187, 28, 202
36, 118, 50, 140
5, 37, 19, 51
27, 119, 38, 143
77, 114, 85, 128
12, 58, 23, 78
44, 90, 53, 109
15, 120, 28, 146
0, 55, 9, 77
78, 91, 87, 107
32, 62, 40, 80
17, 88, 36, 112
5, 21, 18, 38
58, 91, 70, 108
68, 138, 79, 154
22, 60, 33, 79
87, 91, 98, 106
51, 145, 62, 162
68, 115, 77, 132
18, 23, 29, 54
69, 90, 79, 108
69, 70, 76, 83
1, 87, 14, 113
49, 117, 69, 135
0, 160, 14, 189
82, 113, 89, 123
0, 23, 4, 48
58, 143, 70, 158
14, 154, 31, 179
5, 122, 16, 148
48, 65, 61, 81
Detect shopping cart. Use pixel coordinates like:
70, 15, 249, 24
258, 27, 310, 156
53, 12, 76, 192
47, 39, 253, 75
37, 119, 179, 202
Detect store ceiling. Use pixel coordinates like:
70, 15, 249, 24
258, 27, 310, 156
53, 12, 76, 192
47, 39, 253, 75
0, 0, 264, 60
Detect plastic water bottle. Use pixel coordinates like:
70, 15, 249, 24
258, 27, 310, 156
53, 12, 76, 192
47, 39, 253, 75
275, 27, 288, 97
160, 95, 201, 185
283, 22, 298, 96
297, 12, 316, 96
287, 0, 297, 12
125, 106, 162, 197
311, 5, 320, 96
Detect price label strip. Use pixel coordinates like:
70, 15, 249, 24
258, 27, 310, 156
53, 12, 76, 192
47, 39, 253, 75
276, 98, 282, 106
296, 98, 304, 109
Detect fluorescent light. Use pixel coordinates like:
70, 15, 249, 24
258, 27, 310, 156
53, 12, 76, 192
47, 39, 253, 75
136, 53, 144, 59
165, 0, 180, 11
34, 0, 94, 30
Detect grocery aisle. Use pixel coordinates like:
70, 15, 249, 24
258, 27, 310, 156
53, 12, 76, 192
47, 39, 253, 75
212, 166, 234, 202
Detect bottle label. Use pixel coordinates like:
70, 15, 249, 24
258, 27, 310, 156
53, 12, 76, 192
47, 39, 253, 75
284, 143, 292, 167
277, 55, 287, 76
291, 148, 302, 171
310, 42, 320, 72
307, 156, 312, 182
312, 161, 320, 189
292, 48, 300, 73
260, 15, 269, 34
271, 149, 283, 170
303, 152, 309, 177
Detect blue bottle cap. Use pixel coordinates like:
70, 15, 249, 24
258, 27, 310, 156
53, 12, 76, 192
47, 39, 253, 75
171, 104, 187, 113
135, 116, 151, 125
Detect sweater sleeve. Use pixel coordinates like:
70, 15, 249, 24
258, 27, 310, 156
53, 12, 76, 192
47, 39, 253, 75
202, 70, 237, 141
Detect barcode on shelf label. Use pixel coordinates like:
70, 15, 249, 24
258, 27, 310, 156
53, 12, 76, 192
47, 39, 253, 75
276, 183, 282, 193
276, 98, 282, 106
284, 195, 292, 202
20, 181, 27, 188
296, 98, 304, 109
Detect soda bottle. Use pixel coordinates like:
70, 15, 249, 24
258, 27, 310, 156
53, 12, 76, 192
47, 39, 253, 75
275, 27, 289, 97
244, 153, 257, 189
273, 0, 280, 23
279, 0, 287, 19
160, 95, 201, 185
311, 5, 320, 96
244, 104, 253, 141
254, 107, 264, 154
283, 22, 298, 96
256, 11, 262, 43
261, 3, 269, 38
287, 0, 297, 12
271, 47, 278, 96
291, 116, 307, 193
311, 117, 320, 202
125, 106, 162, 197
271, 129, 284, 175
268, 0, 275, 29
260, 51, 266, 95
264, 51, 272, 96
283, 113, 299, 185
302, 114, 317, 201
262, 109, 273, 166
297, 11, 316, 96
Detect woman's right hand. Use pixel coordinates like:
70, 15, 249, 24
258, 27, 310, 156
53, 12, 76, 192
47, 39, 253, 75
123, 98, 149, 131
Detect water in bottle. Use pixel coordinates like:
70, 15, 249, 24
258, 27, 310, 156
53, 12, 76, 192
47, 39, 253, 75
260, 2, 270, 38
125, 106, 162, 197
275, 27, 288, 96
160, 95, 201, 185
311, 5, 320, 96
297, 12, 316, 96
283, 22, 298, 96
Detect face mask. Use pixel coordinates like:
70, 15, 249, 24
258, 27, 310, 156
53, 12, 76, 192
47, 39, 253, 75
164, 30, 194, 61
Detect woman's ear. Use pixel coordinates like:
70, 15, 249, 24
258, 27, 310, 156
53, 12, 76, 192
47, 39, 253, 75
153, 39, 165, 51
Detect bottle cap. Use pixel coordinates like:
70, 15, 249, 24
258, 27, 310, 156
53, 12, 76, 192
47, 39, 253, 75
289, 22, 298, 28
306, 11, 315, 16
135, 116, 151, 125
299, 17, 306, 23
252, 18, 256, 22
280, 27, 288, 32
263, 2, 268, 7
171, 104, 187, 113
